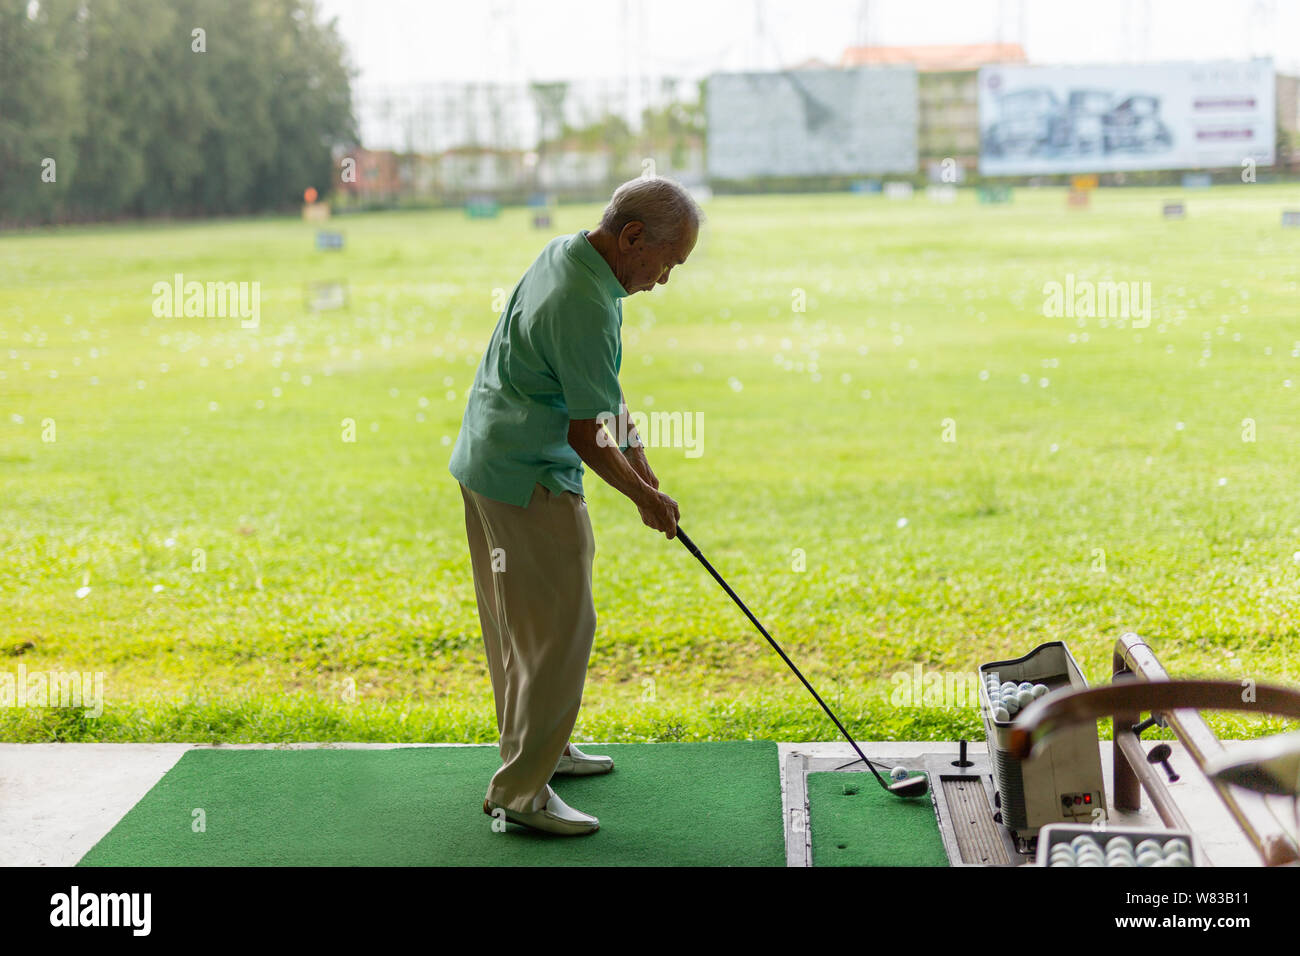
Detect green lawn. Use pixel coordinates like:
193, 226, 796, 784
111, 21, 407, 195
3, 185, 1300, 744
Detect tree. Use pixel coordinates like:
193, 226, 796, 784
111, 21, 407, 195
0, 0, 83, 224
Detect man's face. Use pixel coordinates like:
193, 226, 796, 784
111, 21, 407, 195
617, 221, 698, 294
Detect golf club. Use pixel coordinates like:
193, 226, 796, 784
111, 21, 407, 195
675, 526, 928, 798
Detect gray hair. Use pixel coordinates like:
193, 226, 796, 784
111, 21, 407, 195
598, 176, 703, 245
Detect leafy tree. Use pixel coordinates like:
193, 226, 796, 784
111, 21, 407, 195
0, 0, 83, 224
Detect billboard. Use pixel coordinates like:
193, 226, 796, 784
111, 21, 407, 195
707, 68, 917, 180
979, 60, 1276, 175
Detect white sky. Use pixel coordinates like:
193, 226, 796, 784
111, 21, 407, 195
315, 0, 1300, 88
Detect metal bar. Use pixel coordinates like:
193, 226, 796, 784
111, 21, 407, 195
1112, 645, 1142, 812
1113, 730, 1190, 831
1009, 680, 1300, 747
1112, 632, 1300, 867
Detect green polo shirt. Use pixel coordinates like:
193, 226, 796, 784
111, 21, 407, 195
449, 230, 629, 507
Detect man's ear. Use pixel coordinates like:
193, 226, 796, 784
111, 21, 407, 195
619, 220, 645, 250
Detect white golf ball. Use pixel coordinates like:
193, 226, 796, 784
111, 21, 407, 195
1135, 839, 1162, 857
889, 766, 909, 782
1001, 682, 1018, 693
1018, 682, 1034, 693
1163, 838, 1190, 858
1071, 834, 1100, 851
1017, 690, 1035, 708
994, 706, 1010, 722
1136, 850, 1162, 867
1164, 851, 1192, 868
1003, 696, 1020, 715
1105, 836, 1134, 852
1032, 684, 1049, 699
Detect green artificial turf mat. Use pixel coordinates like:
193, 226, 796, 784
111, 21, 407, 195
77, 742, 784, 866
807, 771, 948, 867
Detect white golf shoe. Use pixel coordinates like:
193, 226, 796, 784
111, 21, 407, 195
483, 788, 599, 836
552, 743, 614, 776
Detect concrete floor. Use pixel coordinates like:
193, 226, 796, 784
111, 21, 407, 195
1, 740, 1290, 866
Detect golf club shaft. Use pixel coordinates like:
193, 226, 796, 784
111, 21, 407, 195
675, 526, 885, 783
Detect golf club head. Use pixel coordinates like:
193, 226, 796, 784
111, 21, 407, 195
887, 774, 929, 798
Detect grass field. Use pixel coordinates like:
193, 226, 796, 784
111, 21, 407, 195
3, 184, 1300, 744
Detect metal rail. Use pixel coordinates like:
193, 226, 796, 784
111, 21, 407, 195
1113, 632, 1299, 867
1007, 632, 1300, 866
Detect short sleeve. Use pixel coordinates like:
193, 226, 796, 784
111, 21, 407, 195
547, 301, 623, 420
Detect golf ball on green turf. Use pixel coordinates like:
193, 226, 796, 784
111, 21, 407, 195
890, 766, 908, 782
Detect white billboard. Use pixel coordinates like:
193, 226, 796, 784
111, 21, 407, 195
979, 60, 1276, 175
707, 67, 917, 180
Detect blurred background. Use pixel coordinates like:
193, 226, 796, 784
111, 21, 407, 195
5, 0, 1300, 222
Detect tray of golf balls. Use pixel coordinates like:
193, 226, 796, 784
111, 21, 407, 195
983, 672, 1051, 723
1037, 824, 1196, 867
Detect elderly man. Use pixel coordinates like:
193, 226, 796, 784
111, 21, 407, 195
449, 177, 702, 835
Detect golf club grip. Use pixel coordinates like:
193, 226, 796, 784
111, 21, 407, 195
674, 526, 877, 773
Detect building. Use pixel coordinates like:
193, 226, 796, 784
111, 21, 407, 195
839, 43, 1026, 72
840, 44, 1028, 176
335, 147, 403, 203
1278, 74, 1300, 170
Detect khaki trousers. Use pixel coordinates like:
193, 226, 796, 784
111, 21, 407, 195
459, 481, 598, 813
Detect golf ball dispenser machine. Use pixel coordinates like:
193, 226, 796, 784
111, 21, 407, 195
980, 642, 1106, 846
